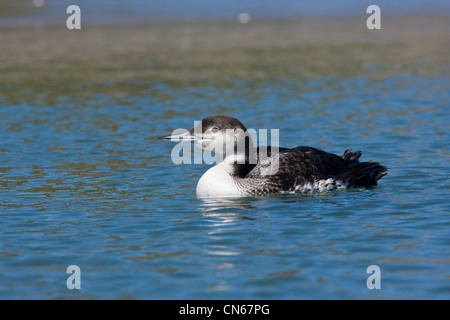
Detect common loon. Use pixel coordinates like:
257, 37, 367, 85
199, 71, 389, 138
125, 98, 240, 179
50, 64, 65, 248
159, 115, 387, 197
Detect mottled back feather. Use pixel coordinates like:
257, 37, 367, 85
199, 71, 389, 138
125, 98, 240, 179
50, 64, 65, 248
239, 146, 387, 194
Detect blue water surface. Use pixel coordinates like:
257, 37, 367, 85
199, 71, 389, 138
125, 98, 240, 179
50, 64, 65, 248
0, 72, 449, 299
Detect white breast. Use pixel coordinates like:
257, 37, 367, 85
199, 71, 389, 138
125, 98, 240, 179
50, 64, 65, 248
196, 162, 242, 197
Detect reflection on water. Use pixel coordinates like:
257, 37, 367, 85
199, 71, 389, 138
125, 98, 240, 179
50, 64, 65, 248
198, 197, 259, 213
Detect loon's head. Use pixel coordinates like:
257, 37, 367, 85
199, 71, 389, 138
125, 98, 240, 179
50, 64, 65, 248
159, 115, 255, 162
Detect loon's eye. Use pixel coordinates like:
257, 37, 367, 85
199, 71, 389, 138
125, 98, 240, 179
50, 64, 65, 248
211, 127, 219, 133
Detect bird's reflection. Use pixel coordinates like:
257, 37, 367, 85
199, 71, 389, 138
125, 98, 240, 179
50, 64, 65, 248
196, 191, 351, 226
196, 196, 261, 227
197, 192, 315, 212
198, 196, 257, 211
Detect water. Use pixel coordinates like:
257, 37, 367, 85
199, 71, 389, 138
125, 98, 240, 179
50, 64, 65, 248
2, 0, 450, 26
0, 18, 449, 299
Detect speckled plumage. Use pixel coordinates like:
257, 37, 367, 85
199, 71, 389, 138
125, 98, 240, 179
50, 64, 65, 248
233, 146, 387, 196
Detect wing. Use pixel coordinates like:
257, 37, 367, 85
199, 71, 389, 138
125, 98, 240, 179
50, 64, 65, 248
246, 146, 355, 192
246, 146, 387, 193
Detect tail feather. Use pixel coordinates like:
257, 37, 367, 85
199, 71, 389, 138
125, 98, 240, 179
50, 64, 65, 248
342, 149, 362, 162
340, 149, 388, 187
